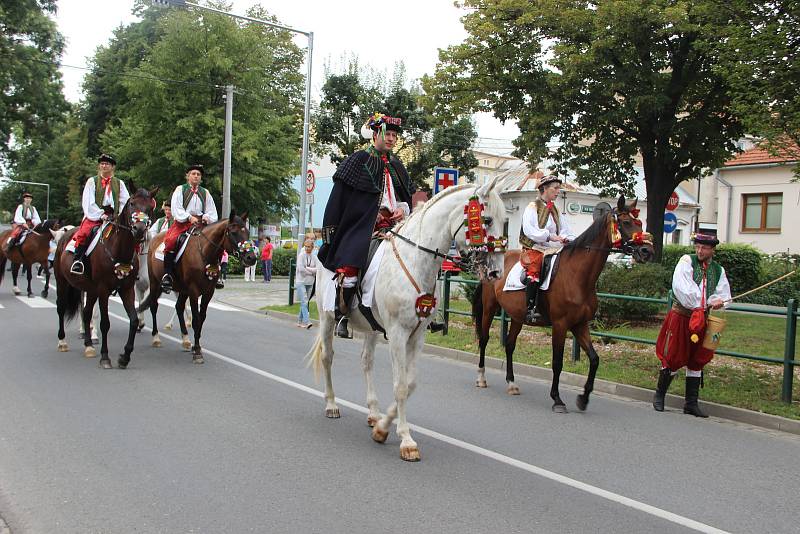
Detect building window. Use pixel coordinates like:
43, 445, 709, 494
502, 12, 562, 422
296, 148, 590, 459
742, 193, 782, 232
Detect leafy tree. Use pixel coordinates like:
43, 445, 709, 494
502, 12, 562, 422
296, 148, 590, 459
0, 0, 67, 162
426, 0, 749, 259
98, 3, 304, 220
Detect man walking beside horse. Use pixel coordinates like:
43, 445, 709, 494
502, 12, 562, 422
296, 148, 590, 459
653, 233, 731, 418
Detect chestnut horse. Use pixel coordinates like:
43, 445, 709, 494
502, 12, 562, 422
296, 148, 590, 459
141, 212, 257, 363
0, 219, 60, 298
472, 197, 655, 412
54, 187, 157, 369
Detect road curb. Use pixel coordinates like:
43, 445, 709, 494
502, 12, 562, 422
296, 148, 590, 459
262, 309, 800, 436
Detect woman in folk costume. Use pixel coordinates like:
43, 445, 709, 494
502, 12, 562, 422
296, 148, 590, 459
653, 233, 731, 418
519, 174, 575, 323
160, 164, 218, 292
70, 154, 130, 274
317, 112, 414, 338
7, 192, 42, 247
149, 201, 174, 239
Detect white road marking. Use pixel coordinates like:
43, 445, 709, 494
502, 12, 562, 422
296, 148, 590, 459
105, 310, 730, 534
0, 303, 4, 308
16, 295, 56, 308
106, 295, 240, 312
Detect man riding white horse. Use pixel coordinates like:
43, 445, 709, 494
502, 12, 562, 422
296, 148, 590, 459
317, 112, 414, 338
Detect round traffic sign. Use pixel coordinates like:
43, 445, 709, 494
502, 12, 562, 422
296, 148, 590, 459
305, 169, 315, 193
666, 191, 679, 211
663, 212, 678, 233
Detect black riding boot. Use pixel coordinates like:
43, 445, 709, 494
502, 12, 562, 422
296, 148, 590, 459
524, 279, 543, 324
683, 376, 708, 418
652, 368, 675, 412
335, 286, 357, 339
161, 251, 176, 293
70, 243, 88, 275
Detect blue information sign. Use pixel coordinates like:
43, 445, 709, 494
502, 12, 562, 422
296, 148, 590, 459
664, 212, 678, 233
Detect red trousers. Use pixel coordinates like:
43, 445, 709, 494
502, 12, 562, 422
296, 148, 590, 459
655, 309, 715, 372
163, 220, 193, 252
521, 248, 544, 281
73, 218, 102, 246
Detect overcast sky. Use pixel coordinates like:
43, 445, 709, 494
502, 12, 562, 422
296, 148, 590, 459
53, 0, 519, 146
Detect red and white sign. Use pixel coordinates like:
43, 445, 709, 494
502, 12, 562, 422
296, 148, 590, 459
666, 191, 679, 211
305, 169, 315, 193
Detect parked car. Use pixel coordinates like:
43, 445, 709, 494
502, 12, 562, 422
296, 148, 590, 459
606, 252, 634, 267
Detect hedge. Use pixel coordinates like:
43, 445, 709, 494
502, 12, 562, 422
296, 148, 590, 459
226, 248, 296, 276
596, 263, 672, 324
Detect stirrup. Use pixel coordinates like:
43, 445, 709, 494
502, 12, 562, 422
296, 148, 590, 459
70, 260, 84, 275
526, 308, 543, 323
160, 274, 173, 293
215, 279, 225, 289
335, 316, 352, 339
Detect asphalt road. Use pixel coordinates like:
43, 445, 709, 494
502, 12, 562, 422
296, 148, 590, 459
0, 277, 798, 533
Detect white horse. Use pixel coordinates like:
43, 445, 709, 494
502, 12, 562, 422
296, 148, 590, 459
135, 228, 190, 333
307, 176, 508, 461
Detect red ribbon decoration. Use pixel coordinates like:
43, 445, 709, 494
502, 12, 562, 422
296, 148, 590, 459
415, 294, 437, 318
464, 196, 487, 247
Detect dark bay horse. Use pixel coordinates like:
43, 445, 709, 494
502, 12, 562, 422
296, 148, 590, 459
142, 212, 256, 363
0, 219, 61, 298
472, 197, 655, 412
54, 187, 157, 369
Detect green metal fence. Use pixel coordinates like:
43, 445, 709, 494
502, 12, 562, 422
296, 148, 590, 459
439, 274, 799, 403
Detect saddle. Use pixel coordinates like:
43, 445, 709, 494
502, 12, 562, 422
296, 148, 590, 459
4, 228, 30, 251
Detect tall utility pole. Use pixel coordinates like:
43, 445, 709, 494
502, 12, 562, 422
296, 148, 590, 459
222, 84, 234, 219
152, 0, 313, 237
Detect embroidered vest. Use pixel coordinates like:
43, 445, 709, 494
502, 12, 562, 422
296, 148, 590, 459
20, 205, 33, 220
155, 217, 173, 233
94, 175, 121, 216
181, 184, 207, 213
519, 200, 561, 249
690, 254, 722, 300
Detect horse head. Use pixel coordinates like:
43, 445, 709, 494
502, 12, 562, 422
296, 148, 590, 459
226, 210, 257, 267
614, 196, 654, 263
457, 175, 509, 280
125, 186, 159, 242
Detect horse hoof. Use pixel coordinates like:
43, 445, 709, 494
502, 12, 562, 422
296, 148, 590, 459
84, 346, 97, 358
192, 356, 204, 364
118, 357, 129, 369
476, 378, 488, 388
164, 323, 173, 331
506, 384, 521, 396
151, 338, 162, 348
367, 415, 379, 427
181, 336, 191, 350
552, 404, 568, 414
41, 290, 48, 299
371, 425, 389, 444
57, 341, 69, 352
400, 446, 421, 462
13, 287, 20, 295
576, 395, 589, 411
136, 324, 144, 333
325, 408, 341, 419
99, 359, 112, 369
27, 292, 34, 298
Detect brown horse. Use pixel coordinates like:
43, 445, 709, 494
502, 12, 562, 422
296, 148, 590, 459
54, 187, 158, 369
0, 219, 61, 298
472, 197, 655, 412
141, 212, 256, 363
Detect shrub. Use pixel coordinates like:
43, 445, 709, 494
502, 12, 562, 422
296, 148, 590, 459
272, 248, 295, 276
596, 263, 672, 324
741, 259, 800, 306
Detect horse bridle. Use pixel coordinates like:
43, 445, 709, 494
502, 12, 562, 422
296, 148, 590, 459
194, 223, 251, 266
574, 208, 652, 255
101, 202, 152, 267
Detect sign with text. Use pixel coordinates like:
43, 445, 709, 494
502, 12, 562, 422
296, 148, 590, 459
434, 167, 459, 194
666, 191, 679, 211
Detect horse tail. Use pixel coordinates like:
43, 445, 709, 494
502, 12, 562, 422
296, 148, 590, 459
305, 333, 324, 384
62, 284, 82, 323
471, 279, 485, 340
0, 252, 6, 287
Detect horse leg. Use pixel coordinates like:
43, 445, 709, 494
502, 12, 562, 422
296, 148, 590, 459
189, 294, 209, 363
97, 295, 112, 369
175, 293, 191, 350
82, 293, 98, 358
572, 322, 600, 411
11, 263, 20, 295
118, 286, 138, 369
476, 285, 498, 388
360, 332, 381, 426
26, 264, 33, 297
505, 319, 523, 395
550, 324, 568, 413
42, 263, 50, 298
136, 286, 146, 332
319, 311, 339, 418
56, 280, 69, 352
150, 285, 162, 347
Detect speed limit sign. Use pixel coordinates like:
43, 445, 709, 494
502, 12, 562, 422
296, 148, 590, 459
306, 169, 315, 193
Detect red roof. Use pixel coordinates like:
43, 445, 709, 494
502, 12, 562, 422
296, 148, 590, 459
724, 144, 800, 167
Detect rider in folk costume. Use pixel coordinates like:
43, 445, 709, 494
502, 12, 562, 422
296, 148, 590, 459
7, 192, 41, 247
150, 201, 174, 238
653, 233, 731, 417
70, 154, 130, 275
160, 164, 218, 292
519, 174, 575, 323
318, 113, 415, 338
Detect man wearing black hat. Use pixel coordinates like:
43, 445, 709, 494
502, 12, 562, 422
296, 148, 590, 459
318, 113, 415, 338
653, 233, 731, 417
518, 174, 575, 323
7, 192, 42, 247
160, 164, 218, 292
69, 154, 130, 274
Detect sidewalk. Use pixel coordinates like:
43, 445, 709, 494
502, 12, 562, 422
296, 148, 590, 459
212, 275, 290, 311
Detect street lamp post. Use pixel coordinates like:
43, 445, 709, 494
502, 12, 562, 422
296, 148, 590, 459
1, 180, 50, 220
152, 0, 313, 237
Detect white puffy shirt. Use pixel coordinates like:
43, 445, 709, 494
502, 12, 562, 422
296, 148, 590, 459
170, 185, 218, 224
81, 176, 130, 221
672, 254, 732, 310
14, 205, 41, 226
521, 202, 576, 248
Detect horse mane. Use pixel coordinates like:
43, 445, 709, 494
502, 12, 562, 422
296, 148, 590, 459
33, 219, 57, 233
393, 182, 474, 233
562, 212, 610, 255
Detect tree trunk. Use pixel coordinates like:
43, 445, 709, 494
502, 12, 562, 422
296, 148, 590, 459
642, 159, 676, 263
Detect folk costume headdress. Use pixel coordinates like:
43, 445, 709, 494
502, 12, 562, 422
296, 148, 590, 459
692, 233, 719, 247
362, 113, 402, 140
